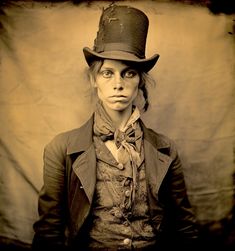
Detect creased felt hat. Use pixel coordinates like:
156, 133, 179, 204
83, 4, 159, 72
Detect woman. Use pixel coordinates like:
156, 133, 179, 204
33, 4, 199, 251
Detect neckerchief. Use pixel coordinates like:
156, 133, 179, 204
93, 101, 143, 203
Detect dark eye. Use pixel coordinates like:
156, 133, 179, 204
100, 70, 113, 78
124, 70, 138, 78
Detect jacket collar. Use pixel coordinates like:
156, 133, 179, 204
66, 115, 170, 155
140, 120, 170, 150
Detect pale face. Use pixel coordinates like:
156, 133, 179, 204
94, 59, 140, 113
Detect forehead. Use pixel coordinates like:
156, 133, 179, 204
101, 59, 137, 70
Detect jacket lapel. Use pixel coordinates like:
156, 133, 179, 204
144, 139, 173, 195
71, 144, 96, 204
66, 116, 97, 204
141, 121, 173, 196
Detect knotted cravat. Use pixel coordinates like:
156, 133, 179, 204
93, 101, 142, 165
93, 101, 143, 202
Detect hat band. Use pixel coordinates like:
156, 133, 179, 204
95, 42, 145, 59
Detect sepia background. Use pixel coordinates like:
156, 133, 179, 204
0, 0, 235, 249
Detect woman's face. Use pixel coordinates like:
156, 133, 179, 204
94, 59, 140, 112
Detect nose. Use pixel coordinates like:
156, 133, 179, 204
114, 74, 124, 90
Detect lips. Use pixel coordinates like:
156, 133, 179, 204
110, 95, 127, 98
109, 95, 128, 102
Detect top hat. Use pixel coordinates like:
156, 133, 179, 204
83, 4, 159, 72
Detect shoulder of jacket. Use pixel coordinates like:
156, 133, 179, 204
45, 116, 93, 152
146, 127, 172, 142
143, 127, 178, 157
145, 127, 174, 145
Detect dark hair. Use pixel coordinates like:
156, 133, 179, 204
88, 60, 156, 112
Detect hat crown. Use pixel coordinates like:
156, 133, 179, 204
94, 5, 149, 59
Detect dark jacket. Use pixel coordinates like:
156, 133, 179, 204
32, 116, 199, 250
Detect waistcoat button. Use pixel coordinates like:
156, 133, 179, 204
123, 238, 131, 245
117, 163, 124, 169
125, 190, 131, 197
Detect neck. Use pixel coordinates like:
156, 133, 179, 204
103, 104, 133, 131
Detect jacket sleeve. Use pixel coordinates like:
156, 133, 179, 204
160, 139, 200, 250
32, 134, 68, 250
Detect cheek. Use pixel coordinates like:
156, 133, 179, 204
131, 79, 140, 96
94, 76, 108, 89
132, 86, 139, 100
96, 82, 110, 101
96, 83, 108, 96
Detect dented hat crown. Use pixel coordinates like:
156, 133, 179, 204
83, 4, 159, 72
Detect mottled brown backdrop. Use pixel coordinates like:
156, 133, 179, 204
0, 0, 234, 249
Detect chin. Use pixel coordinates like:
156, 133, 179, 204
108, 103, 130, 112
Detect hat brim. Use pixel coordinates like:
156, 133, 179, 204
83, 47, 159, 72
